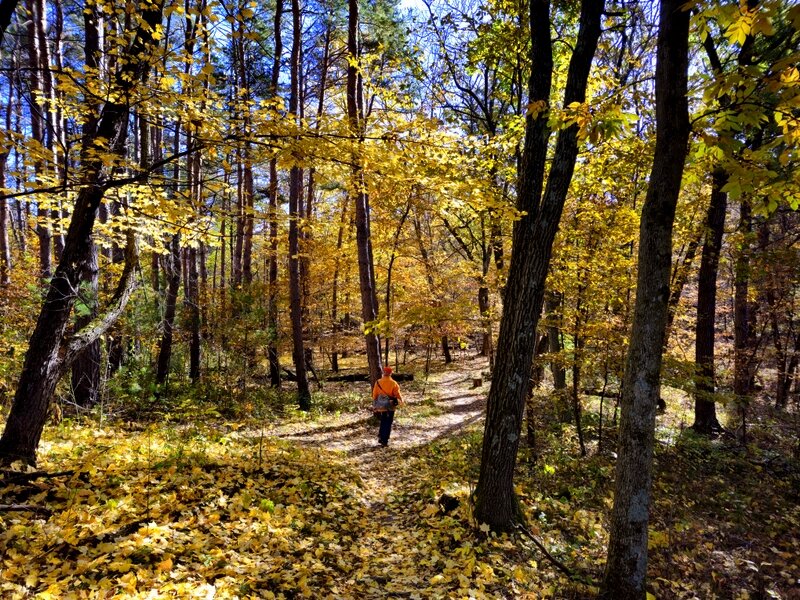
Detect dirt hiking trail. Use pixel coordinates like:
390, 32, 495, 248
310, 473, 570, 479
266, 356, 490, 506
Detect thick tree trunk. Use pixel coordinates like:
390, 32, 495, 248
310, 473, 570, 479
0, 0, 162, 464
473, 0, 603, 530
692, 167, 727, 434
348, 0, 382, 384
600, 0, 690, 596
289, 0, 310, 409
156, 235, 181, 385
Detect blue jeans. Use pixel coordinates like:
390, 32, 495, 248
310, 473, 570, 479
378, 411, 395, 445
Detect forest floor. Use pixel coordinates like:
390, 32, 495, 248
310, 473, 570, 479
264, 356, 488, 503
1, 355, 799, 599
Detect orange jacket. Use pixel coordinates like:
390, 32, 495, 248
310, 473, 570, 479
372, 376, 402, 406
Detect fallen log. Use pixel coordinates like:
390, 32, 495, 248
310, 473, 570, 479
325, 373, 414, 383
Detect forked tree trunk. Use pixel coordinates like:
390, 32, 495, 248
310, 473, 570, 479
0, 1, 162, 465
600, 0, 690, 595
473, 0, 603, 530
692, 167, 726, 434
70, 242, 101, 407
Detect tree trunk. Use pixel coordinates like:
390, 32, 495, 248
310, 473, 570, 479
692, 167, 726, 434
348, 0, 382, 384
70, 243, 101, 407
0, 0, 19, 45
600, 0, 690, 595
33, 0, 62, 260
0, 170, 9, 285
187, 246, 201, 382
267, 0, 283, 388
473, 0, 604, 530
572, 318, 586, 456
289, 0, 310, 409
384, 201, 410, 365
0, 85, 11, 285
665, 228, 701, 343
156, 234, 181, 385
478, 284, 491, 356
734, 200, 755, 440
236, 17, 254, 286
331, 195, 348, 372
27, 0, 50, 278
442, 336, 452, 364
0, 0, 162, 465
544, 291, 569, 419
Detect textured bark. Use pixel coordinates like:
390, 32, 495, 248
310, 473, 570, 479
289, 0, 310, 409
600, 0, 690, 595
348, 0, 382, 384
473, 0, 604, 530
692, 167, 727, 434
156, 235, 181, 385
0, 0, 162, 464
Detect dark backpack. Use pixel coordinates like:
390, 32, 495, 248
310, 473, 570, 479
371, 381, 394, 412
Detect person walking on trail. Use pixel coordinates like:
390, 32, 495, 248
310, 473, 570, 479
372, 366, 403, 447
